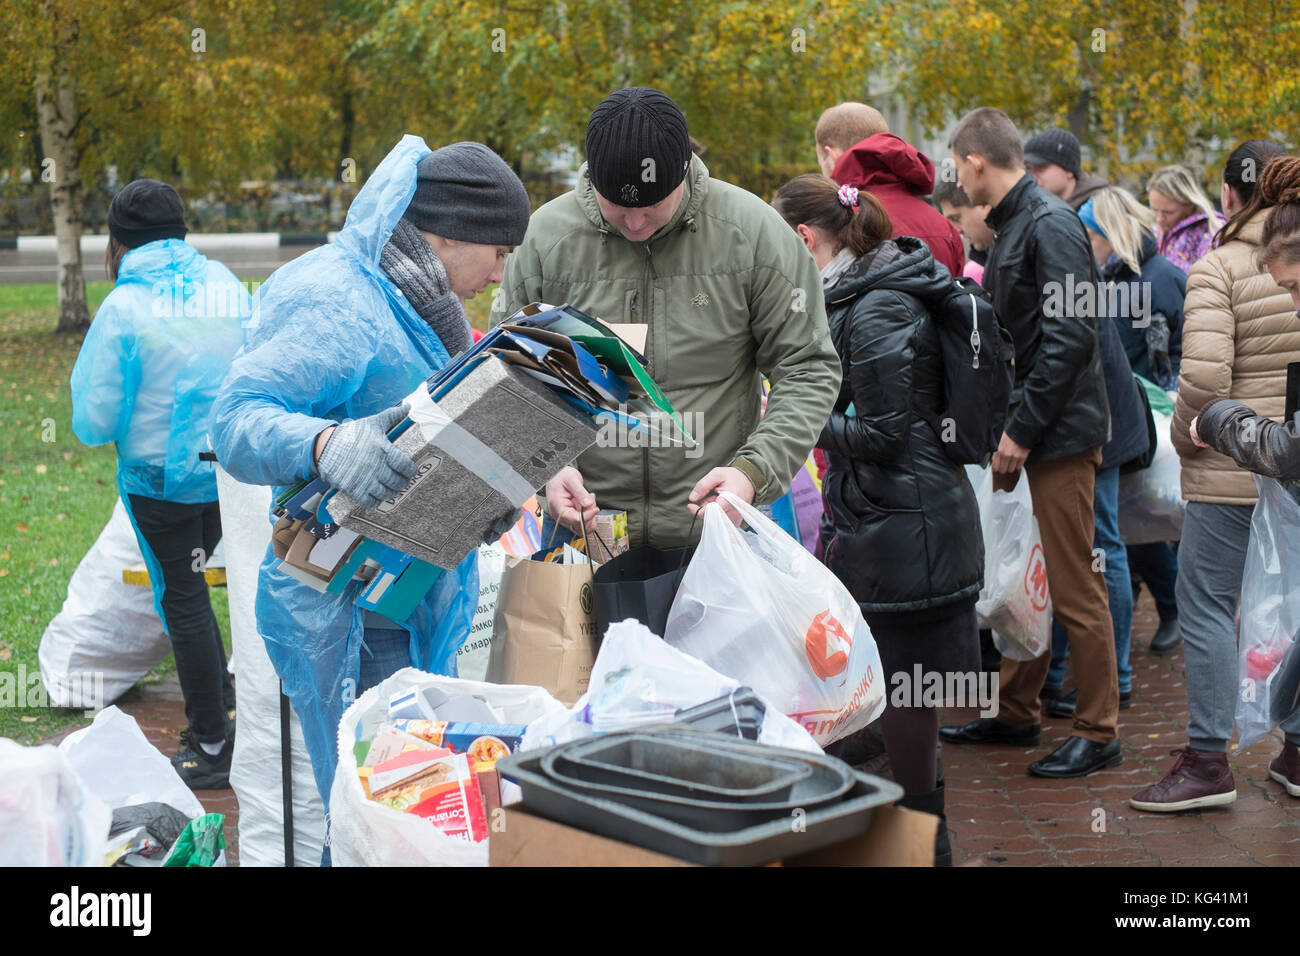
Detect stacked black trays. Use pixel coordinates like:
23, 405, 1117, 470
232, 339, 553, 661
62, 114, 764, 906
498, 694, 901, 866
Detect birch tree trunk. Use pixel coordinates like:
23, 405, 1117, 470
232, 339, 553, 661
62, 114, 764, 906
34, 8, 88, 335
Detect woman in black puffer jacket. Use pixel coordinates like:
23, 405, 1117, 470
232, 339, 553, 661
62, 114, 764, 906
774, 175, 984, 866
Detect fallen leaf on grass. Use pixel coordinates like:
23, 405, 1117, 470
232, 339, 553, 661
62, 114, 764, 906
20, 716, 38, 723
15, 522, 28, 532
34, 464, 46, 475
0, 644, 10, 660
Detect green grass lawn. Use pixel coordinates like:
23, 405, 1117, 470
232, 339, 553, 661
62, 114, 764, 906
0, 282, 231, 745
0, 274, 491, 745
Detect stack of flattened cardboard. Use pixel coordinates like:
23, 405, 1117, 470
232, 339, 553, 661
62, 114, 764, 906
267, 303, 685, 621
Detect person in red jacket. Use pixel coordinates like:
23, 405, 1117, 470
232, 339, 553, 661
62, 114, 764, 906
815, 102, 965, 278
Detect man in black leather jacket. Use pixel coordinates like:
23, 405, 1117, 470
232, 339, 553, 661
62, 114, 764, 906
940, 107, 1122, 778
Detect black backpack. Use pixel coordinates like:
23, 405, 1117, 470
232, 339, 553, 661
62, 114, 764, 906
929, 276, 1015, 465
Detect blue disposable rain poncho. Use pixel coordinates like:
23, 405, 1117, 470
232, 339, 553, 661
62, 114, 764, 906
70, 239, 248, 624
210, 135, 478, 807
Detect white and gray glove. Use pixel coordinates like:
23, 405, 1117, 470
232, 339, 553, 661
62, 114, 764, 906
317, 403, 417, 509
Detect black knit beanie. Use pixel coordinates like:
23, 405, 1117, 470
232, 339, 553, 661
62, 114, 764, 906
585, 88, 691, 208
402, 142, 531, 246
107, 179, 188, 249
1023, 129, 1083, 178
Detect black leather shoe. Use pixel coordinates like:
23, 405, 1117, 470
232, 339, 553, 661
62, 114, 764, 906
939, 718, 1041, 746
1149, 618, 1182, 654
1044, 688, 1076, 719
1028, 735, 1123, 778
1120, 689, 1132, 710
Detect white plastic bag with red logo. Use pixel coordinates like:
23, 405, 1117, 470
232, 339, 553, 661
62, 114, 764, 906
974, 469, 1051, 660
663, 491, 885, 746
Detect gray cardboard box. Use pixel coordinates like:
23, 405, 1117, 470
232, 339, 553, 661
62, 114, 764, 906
330, 355, 597, 570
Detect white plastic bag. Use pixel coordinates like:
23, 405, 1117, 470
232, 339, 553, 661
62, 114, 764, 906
1235, 476, 1300, 748
216, 466, 326, 867
522, 619, 823, 754
59, 706, 204, 820
974, 469, 1052, 660
1118, 409, 1185, 544
663, 492, 885, 746
38, 498, 171, 708
0, 739, 110, 866
329, 669, 567, 867
454, 544, 507, 682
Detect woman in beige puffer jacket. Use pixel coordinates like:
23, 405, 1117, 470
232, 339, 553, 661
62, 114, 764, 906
1171, 218, 1300, 498
1131, 143, 1300, 815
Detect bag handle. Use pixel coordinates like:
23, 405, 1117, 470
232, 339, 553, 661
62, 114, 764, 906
586, 510, 701, 586
713, 490, 784, 542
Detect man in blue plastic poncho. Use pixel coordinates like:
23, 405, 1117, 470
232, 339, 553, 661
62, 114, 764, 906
210, 136, 530, 842
71, 179, 248, 790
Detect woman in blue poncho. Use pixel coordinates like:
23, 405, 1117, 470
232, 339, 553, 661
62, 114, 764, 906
210, 137, 530, 851
71, 180, 248, 788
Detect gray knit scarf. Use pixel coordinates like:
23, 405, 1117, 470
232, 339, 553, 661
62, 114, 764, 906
380, 218, 471, 358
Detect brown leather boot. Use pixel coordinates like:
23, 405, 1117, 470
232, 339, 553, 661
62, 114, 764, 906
1269, 742, 1300, 798
1129, 747, 1236, 812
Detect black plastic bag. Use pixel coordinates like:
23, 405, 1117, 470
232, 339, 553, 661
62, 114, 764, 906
592, 545, 695, 639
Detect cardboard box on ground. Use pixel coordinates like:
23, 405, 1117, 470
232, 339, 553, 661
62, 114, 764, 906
490, 804, 938, 867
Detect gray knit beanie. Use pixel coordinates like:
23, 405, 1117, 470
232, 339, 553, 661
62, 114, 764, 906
402, 142, 531, 245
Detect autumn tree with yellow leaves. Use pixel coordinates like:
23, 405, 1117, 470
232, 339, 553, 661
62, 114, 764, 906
885, 0, 1300, 187
2, 0, 1299, 334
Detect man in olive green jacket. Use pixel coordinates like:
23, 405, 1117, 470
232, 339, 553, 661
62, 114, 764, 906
496, 88, 841, 549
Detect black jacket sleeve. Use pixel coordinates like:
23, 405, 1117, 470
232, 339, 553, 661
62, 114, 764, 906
1005, 211, 1102, 450
818, 290, 916, 462
1199, 398, 1300, 480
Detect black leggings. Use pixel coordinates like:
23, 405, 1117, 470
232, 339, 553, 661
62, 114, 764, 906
128, 496, 234, 744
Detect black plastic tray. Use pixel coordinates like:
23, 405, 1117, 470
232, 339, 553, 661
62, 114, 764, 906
500, 748, 902, 866
540, 750, 850, 831
673, 688, 766, 740
553, 731, 815, 800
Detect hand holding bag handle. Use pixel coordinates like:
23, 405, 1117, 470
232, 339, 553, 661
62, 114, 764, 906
589, 512, 701, 639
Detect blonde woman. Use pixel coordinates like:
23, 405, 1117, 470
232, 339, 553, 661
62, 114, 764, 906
1147, 165, 1225, 274
1080, 186, 1187, 389
1078, 186, 1189, 655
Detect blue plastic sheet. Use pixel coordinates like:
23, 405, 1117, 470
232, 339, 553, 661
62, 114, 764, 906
70, 238, 247, 624
211, 135, 478, 806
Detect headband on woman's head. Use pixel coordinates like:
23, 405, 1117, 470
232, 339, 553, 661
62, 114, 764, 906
1078, 198, 1106, 239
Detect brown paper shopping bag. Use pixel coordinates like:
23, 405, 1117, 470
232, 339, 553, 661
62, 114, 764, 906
488, 553, 600, 704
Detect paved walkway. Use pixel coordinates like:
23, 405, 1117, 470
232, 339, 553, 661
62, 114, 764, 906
942, 593, 1300, 866
51, 592, 1299, 868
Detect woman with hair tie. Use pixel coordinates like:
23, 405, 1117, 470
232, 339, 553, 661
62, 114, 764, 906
772, 174, 984, 864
